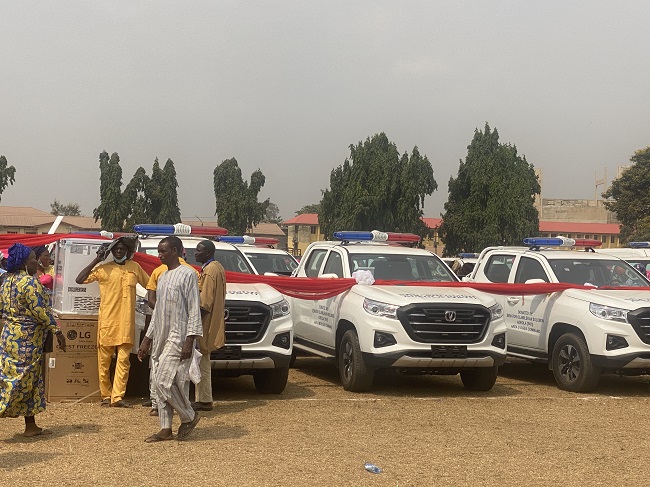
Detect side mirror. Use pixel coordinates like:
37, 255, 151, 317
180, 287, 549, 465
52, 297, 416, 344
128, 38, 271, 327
525, 278, 546, 284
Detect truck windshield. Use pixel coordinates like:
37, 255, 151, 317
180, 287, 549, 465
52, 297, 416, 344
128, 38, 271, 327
348, 254, 458, 282
244, 253, 298, 276
547, 258, 650, 287
141, 246, 253, 274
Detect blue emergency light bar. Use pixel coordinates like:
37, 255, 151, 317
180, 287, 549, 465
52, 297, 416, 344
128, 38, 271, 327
628, 242, 650, 248
217, 236, 278, 245
458, 253, 478, 258
333, 231, 420, 243
133, 223, 228, 237
523, 237, 602, 247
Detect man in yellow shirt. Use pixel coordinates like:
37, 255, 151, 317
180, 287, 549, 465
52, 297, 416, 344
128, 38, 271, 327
76, 237, 149, 408
143, 255, 198, 415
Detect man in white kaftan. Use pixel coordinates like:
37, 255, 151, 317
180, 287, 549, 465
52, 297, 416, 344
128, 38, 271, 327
138, 236, 203, 443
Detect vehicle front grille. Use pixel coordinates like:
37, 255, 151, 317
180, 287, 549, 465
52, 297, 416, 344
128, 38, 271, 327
224, 300, 271, 344
626, 307, 650, 344
397, 304, 491, 343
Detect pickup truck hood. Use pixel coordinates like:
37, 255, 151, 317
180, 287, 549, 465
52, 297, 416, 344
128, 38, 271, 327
138, 282, 283, 305
565, 287, 650, 310
225, 282, 284, 305
350, 284, 497, 308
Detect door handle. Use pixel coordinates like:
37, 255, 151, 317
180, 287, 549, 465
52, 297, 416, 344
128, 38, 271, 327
506, 296, 520, 305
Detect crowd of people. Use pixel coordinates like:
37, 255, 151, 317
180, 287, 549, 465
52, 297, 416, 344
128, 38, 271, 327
0, 235, 226, 443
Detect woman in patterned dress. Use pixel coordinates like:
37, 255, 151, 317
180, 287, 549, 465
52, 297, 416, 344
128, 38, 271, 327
0, 243, 66, 437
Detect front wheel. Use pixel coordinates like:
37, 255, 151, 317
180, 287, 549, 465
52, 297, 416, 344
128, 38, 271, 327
460, 366, 498, 391
338, 330, 374, 392
253, 367, 289, 394
551, 333, 600, 392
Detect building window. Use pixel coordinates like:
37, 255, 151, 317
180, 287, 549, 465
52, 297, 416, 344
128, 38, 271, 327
584, 235, 591, 239
310, 226, 317, 235
610, 236, 616, 244
601, 235, 606, 242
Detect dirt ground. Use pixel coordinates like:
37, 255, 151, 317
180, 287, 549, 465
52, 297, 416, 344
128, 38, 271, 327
2, 357, 650, 486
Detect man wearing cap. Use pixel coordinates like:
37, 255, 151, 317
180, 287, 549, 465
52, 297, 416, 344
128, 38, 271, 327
76, 236, 149, 407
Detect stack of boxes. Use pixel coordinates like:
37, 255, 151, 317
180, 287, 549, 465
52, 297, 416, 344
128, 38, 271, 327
45, 238, 109, 402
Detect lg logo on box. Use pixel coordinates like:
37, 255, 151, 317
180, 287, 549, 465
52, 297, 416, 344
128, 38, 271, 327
66, 330, 91, 340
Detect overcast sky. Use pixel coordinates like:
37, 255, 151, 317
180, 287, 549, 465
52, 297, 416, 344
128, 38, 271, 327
1, 2, 649, 224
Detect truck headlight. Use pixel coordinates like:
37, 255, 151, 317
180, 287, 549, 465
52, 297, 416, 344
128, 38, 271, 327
589, 303, 628, 323
489, 303, 503, 321
363, 298, 399, 319
270, 299, 290, 319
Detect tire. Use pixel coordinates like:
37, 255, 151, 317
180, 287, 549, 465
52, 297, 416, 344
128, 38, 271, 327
551, 333, 601, 392
338, 330, 374, 392
253, 367, 289, 394
460, 366, 498, 391
289, 349, 297, 368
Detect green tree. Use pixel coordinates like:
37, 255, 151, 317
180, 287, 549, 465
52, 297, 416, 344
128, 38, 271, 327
50, 200, 81, 216
319, 133, 436, 241
0, 155, 16, 203
603, 147, 650, 242
439, 123, 540, 255
295, 203, 321, 215
262, 202, 283, 224
158, 158, 181, 224
213, 158, 269, 235
122, 167, 150, 229
147, 158, 164, 223
93, 151, 126, 231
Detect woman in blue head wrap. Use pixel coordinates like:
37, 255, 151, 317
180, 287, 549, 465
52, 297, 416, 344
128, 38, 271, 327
0, 243, 67, 437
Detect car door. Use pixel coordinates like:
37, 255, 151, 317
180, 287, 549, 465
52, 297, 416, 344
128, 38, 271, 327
507, 255, 553, 353
307, 249, 347, 348
292, 248, 328, 342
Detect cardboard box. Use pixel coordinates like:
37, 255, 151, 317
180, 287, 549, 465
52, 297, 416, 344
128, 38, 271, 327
54, 317, 99, 355
45, 351, 100, 402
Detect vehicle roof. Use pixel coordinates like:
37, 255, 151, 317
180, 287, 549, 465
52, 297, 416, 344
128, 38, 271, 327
137, 235, 238, 250
481, 246, 625, 261
597, 248, 650, 258
237, 245, 291, 255
309, 241, 434, 256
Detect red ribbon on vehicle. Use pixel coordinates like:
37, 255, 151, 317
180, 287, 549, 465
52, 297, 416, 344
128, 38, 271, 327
1, 233, 648, 301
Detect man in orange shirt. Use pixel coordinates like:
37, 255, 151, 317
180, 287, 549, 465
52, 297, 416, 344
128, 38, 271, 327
76, 237, 149, 408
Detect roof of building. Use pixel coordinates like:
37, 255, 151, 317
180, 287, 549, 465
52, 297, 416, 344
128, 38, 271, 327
422, 217, 442, 229
0, 206, 101, 230
283, 213, 319, 225
0, 206, 51, 217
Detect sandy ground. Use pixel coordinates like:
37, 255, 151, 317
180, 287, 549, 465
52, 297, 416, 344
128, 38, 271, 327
2, 357, 650, 486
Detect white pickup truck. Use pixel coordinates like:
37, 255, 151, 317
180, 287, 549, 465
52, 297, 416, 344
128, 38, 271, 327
135, 233, 292, 394
464, 237, 650, 391
287, 231, 508, 392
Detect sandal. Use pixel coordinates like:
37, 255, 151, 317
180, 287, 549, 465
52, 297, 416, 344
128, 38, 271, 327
110, 400, 132, 408
149, 409, 159, 417
177, 413, 200, 440
144, 432, 173, 443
